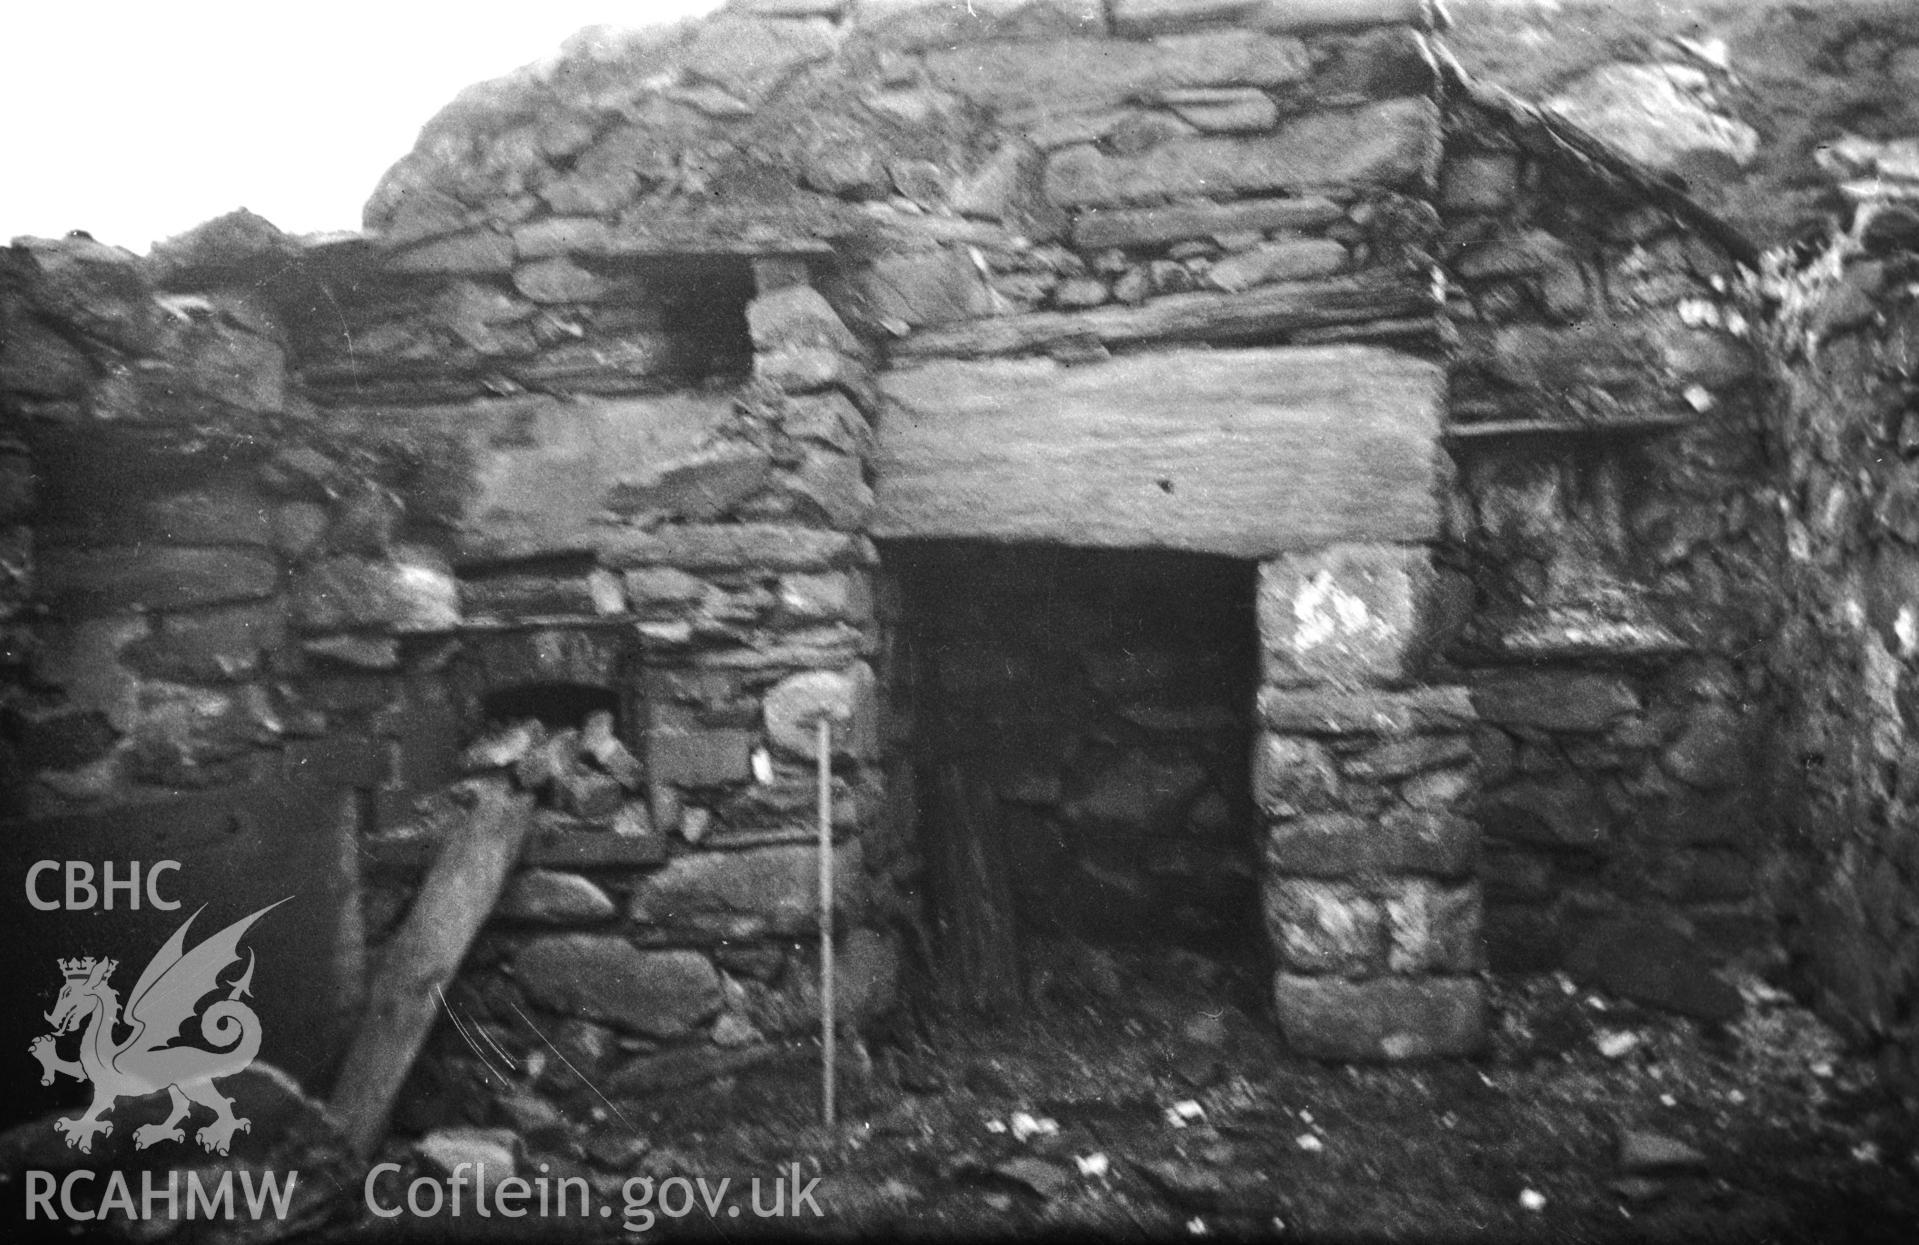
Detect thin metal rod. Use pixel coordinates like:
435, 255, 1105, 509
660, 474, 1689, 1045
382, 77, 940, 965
817, 715, 836, 1128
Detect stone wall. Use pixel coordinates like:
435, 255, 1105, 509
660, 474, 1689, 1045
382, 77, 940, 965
0, 189, 908, 1125
14, 0, 1849, 1103
0, 235, 306, 811
352, 0, 1481, 1065
1257, 546, 1486, 1059
0, 225, 475, 1089
1434, 77, 1783, 994
297, 246, 908, 1122
0, 224, 476, 823
1767, 200, 1919, 1092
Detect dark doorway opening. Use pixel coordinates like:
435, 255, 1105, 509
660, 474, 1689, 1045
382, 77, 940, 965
886, 540, 1263, 1009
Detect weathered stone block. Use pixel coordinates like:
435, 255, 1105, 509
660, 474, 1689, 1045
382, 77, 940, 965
1114, 0, 1435, 35
122, 601, 287, 683
1073, 196, 1344, 249
950, 137, 1057, 233
1264, 879, 1384, 974
1045, 98, 1438, 208
431, 395, 735, 563
1266, 808, 1475, 878
27, 617, 142, 731
747, 285, 865, 358
290, 549, 459, 634
834, 251, 999, 334
512, 216, 615, 259
147, 315, 287, 415
786, 451, 875, 531
1273, 974, 1485, 1060
1658, 702, 1753, 790
1545, 63, 1759, 176
1383, 879, 1483, 972
755, 346, 871, 396
777, 572, 875, 625
511, 937, 721, 1038
764, 663, 879, 759
648, 711, 756, 787
388, 228, 516, 274
512, 257, 609, 303
891, 275, 1435, 362
1203, 239, 1347, 291
875, 348, 1445, 558
1158, 86, 1279, 133
0, 311, 94, 397
607, 445, 775, 523
738, 926, 900, 1034
1397, 764, 1474, 810
1660, 326, 1756, 388
487, 567, 627, 618
1253, 734, 1340, 816
1258, 685, 1473, 735
558, 769, 626, 819
497, 870, 618, 923
1259, 544, 1435, 689
38, 546, 280, 618
925, 30, 1310, 115
779, 392, 875, 457
1479, 778, 1610, 850
1109, 0, 1254, 34
1313, 24, 1435, 100
147, 209, 295, 282
13, 235, 158, 355
122, 682, 283, 780
1468, 671, 1640, 732
1454, 229, 1576, 281
1342, 733, 1473, 780
624, 567, 711, 616
37, 465, 276, 549
677, 14, 837, 105
627, 840, 863, 939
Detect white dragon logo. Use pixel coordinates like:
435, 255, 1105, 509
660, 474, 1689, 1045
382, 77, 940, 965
29, 900, 285, 1156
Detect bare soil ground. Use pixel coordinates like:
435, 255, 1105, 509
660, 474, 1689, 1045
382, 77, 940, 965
328, 941, 1919, 1244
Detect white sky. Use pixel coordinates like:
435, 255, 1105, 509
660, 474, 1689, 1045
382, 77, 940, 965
2, 1, 725, 253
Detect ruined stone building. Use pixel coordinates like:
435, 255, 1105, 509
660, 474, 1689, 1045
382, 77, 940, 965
2, 0, 1916, 1138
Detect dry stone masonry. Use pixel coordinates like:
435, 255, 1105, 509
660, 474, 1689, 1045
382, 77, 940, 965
17, 0, 1919, 1127
1257, 550, 1485, 1058
1435, 68, 1778, 1006
1767, 172, 1919, 1091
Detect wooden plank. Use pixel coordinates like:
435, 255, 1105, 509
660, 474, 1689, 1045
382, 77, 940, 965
360, 823, 668, 873
873, 345, 1445, 558
329, 781, 534, 1158
889, 275, 1432, 362
924, 764, 1023, 1014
